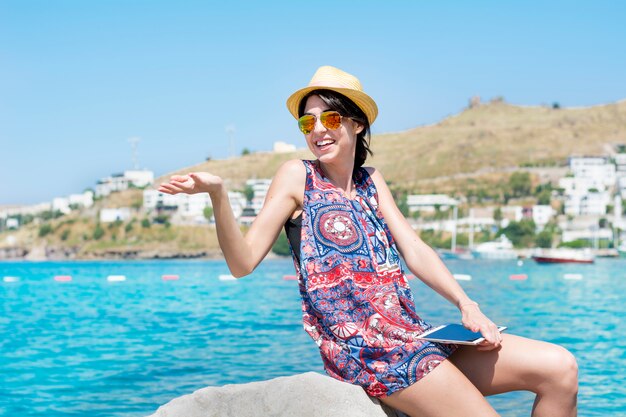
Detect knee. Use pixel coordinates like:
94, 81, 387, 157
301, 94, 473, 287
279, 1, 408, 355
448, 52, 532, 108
543, 346, 579, 395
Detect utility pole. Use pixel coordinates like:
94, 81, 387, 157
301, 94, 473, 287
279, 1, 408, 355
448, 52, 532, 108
451, 204, 458, 252
128, 137, 141, 170
225, 125, 236, 158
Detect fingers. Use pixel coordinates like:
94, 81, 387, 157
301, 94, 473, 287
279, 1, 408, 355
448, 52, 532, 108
477, 322, 503, 349
170, 174, 189, 182
158, 183, 184, 194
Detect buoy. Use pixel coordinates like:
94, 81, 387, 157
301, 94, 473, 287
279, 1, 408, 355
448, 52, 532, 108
162, 274, 180, 281
3, 276, 19, 283
283, 275, 298, 280
54, 275, 72, 282
517, 260, 524, 267
107, 275, 126, 282
453, 274, 472, 281
218, 274, 237, 281
509, 274, 528, 280
406, 274, 416, 280
563, 273, 583, 280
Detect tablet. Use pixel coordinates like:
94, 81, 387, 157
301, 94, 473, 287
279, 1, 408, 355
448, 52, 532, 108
417, 323, 508, 345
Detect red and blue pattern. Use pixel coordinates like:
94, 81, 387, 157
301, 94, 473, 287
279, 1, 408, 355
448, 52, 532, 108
290, 160, 456, 398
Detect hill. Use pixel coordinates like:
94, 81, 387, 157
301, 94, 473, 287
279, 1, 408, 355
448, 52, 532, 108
158, 99, 626, 195
3, 98, 626, 259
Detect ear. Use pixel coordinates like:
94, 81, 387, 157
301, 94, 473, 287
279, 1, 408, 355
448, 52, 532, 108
353, 121, 364, 135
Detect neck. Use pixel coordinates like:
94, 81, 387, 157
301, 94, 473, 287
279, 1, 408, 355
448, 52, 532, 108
318, 159, 355, 195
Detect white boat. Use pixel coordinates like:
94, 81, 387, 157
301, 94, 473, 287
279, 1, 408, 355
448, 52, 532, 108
473, 235, 518, 260
618, 241, 626, 258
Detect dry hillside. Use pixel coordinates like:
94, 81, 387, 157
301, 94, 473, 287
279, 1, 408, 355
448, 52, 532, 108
157, 100, 626, 193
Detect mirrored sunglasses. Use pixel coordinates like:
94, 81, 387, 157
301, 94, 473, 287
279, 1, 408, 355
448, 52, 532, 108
298, 111, 343, 135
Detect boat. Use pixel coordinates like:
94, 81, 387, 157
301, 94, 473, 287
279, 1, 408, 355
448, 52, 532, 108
531, 248, 594, 264
473, 235, 518, 260
618, 241, 626, 258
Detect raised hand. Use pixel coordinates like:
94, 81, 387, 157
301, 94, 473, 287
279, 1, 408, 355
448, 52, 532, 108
158, 172, 224, 195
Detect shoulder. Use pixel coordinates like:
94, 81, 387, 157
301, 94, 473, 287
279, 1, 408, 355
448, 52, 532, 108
271, 159, 307, 199
363, 166, 387, 189
276, 159, 307, 179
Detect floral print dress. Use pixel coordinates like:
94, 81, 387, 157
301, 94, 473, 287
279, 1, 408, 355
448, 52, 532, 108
286, 160, 456, 398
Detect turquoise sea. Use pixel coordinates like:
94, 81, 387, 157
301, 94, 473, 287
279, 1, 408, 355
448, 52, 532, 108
1, 258, 624, 417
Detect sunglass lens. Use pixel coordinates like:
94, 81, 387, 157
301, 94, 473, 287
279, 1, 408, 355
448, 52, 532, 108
298, 115, 315, 134
321, 111, 342, 130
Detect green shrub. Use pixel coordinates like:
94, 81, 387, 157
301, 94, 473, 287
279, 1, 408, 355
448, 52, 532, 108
38, 224, 53, 237
271, 232, 291, 256
93, 224, 104, 240
141, 218, 151, 228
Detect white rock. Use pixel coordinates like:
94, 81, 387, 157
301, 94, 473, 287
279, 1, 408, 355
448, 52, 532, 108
147, 372, 405, 417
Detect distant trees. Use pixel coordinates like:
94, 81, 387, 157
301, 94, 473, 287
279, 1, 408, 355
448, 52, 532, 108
271, 232, 291, 256
243, 184, 255, 203
203, 206, 214, 222
498, 219, 536, 247
508, 172, 532, 198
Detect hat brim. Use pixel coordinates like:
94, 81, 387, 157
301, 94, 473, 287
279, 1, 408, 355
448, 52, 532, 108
286, 86, 378, 125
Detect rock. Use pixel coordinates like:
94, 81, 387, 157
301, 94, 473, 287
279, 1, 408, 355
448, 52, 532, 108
24, 245, 46, 261
148, 372, 406, 417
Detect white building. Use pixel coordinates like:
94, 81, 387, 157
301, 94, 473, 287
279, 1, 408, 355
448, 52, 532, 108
228, 191, 247, 219
562, 228, 613, 243
68, 191, 94, 209
618, 176, 626, 199
569, 156, 616, 188
124, 170, 154, 188
95, 174, 128, 198
143, 189, 181, 210
247, 179, 272, 214
6, 218, 19, 229
95, 170, 154, 198
0, 202, 52, 218
52, 197, 71, 214
100, 208, 132, 223
531, 205, 556, 229
273, 141, 297, 153
614, 153, 626, 173
406, 194, 458, 214
176, 193, 212, 219
559, 156, 616, 216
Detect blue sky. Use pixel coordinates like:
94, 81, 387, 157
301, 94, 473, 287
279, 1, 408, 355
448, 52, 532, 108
1, 0, 625, 205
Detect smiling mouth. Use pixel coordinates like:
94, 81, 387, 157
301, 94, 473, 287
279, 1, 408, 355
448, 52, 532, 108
316, 139, 335, 147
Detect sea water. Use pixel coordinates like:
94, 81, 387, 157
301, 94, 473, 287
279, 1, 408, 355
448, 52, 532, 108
1, 258, 624, 416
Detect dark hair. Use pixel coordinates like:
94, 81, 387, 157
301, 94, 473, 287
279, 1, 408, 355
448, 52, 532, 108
298, 89, 373, 172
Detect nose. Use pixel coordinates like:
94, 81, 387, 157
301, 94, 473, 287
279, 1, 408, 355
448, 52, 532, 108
312, 116, 327, 134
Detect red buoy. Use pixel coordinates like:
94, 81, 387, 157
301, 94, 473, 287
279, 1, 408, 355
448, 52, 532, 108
54, 275, 72, 282
509, 274, 528, 280
162, 274, 180, 281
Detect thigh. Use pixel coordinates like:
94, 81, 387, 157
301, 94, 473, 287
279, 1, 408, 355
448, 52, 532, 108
449, 333, 571, 396
378, 359, 499, 417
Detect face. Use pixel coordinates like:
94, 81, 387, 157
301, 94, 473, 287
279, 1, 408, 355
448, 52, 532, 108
301, 95, 364, 164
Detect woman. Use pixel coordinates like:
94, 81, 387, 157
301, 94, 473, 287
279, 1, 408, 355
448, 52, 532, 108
158, 66, 578, 417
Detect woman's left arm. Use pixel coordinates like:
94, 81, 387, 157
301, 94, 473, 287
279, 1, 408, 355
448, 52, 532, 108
367, 168, 502, 350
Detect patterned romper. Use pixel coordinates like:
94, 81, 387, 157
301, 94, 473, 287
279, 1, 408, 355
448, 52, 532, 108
284, 160, 456, 398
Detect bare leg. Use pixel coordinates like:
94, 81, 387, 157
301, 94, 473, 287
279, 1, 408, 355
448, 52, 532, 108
378, 359, 500, 417
449, 334, 578, 417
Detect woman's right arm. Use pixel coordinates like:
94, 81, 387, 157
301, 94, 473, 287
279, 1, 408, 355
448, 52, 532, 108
158, 159, 305, 277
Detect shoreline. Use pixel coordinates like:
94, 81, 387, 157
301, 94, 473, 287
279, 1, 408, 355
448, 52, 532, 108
0, 246, 290, 262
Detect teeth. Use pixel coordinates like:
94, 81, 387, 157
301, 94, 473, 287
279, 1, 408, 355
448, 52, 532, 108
316, 140, 334, 146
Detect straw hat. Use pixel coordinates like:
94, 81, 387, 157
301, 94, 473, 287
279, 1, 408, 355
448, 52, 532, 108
286, 65, 378, 125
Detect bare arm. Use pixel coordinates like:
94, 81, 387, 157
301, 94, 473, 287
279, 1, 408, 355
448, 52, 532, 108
158, 159, 305, 277
367, 167, 502, 349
